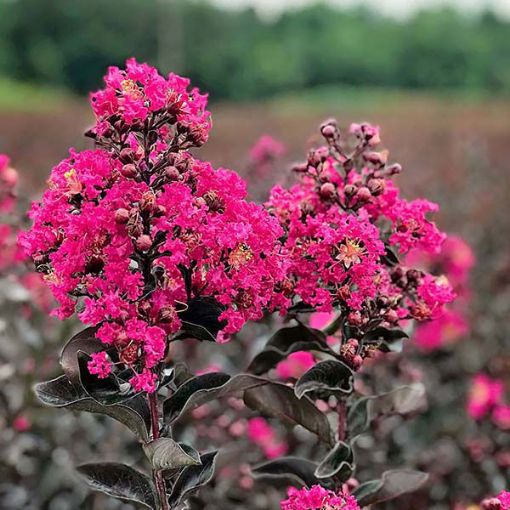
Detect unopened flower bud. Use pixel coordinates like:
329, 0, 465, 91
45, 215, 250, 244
319, 182, 336, 199
315, 146, 330, 162
377, 295, 390, 308
406, 269, 422, 284
136, 234, 152, 252
347, 311, 363, 326
320, 119, 338, 138
292, 162, 309, 173
351, 355, 363, 370
140, 191, 156, 213
481, 498, 502, 510
115, 208, 130, 224
121, 163, 137, 178
165, 165, 180, 181
344, 184, 357, 196
119, 148, 135, 163
347, 338, 359, 350
114, 119, 128, 134
387, 163, 402, 175
367, 178, 385, 196
356, 186, 372, 202
385, 309, 399, 323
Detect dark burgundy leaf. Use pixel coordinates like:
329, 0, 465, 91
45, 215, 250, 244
163, 373, 267, 424
353, 469, 429, 506
59, 327, 101, 383
34, 375, 150, 441
252, 457, 321, 487
294, 360, 354, 399
348, 384, 427, 438
76, 462, 156, 508
244, 381, 333, 445
314, 441, 354, 481
169, 451, 218, 508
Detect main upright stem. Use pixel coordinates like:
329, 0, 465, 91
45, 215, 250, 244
148, 392, 170, 510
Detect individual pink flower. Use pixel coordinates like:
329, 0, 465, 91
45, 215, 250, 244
87, 351, 112, 379
280, 485, 360, 510
130, 369, 158, 393
467, 374, 504, 420
481, 491, 510, 509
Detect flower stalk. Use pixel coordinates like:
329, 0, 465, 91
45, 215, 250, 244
148, 391, 169, 510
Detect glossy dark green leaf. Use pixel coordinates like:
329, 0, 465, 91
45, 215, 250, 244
247, 324, 336, 375
314, 441, 354, 481
252, 457, 321, 487
348, 384, 427, 438
143, 438, 201, 471
77, 462, 156, 509
294, 360, 354, 399
169, 451, 218, 508
353, 469, 429, 506
244, 381, 333, 445
34, 375, 150, 441
163, 372, 267, 424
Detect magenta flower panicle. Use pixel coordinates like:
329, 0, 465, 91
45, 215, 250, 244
20, 60, 287, 392
280, 485, 360, 510
267, 118, 455, 370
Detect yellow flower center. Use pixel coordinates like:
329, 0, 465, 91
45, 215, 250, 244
229, 243, 254, 269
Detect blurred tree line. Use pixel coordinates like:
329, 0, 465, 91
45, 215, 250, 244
0, 0, 509, 100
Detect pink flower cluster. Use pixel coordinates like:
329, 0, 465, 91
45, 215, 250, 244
20, 60, 287, 392
482, 491, 510, 509
90, 58, 211, 146
280, 485, 360, 510
247, 417, 288, 459
267, 119, 455, 354
467, 374, 510, 430
407, 235, 474, 351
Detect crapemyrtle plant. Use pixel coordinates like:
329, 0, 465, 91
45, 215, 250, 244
21, 59, 457, 509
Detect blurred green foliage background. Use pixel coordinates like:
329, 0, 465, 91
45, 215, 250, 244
0, 0, 509, 102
